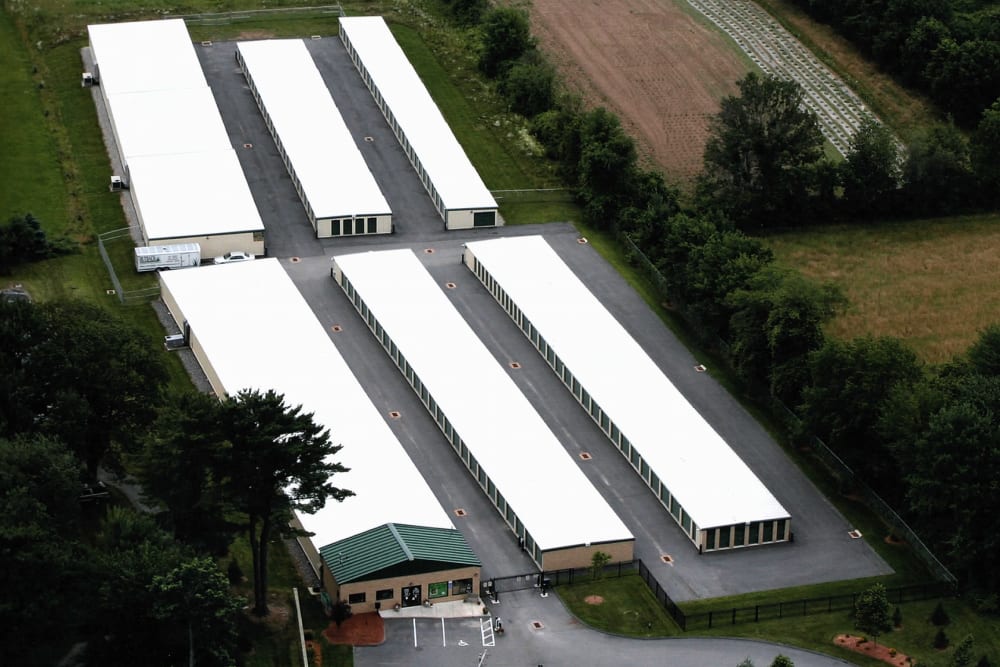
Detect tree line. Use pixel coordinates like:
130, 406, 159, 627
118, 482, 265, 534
461, 5, 1000, 600
0, 299, 350, 666
788, 0, 1000, 125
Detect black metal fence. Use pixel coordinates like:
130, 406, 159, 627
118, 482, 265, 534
681, 581, 953, 631
637, 559, 688, 630
484, 559, 640, 596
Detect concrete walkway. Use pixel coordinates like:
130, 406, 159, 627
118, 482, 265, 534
378, 598, 488, 619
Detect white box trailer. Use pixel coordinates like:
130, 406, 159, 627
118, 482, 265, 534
135, 243, 201, 272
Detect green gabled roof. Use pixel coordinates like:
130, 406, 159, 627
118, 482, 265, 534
319, 523, 480, 584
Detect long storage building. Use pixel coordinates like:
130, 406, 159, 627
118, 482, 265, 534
87, 18, 265, 259
332, 248, 635, 570
463, 235, 791, 552
236, 39, 392, 238
338, 16, 498, 230
159, 259, 480, 613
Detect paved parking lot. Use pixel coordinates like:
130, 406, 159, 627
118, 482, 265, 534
356, 590, 854, 667
196, 34, 892, 599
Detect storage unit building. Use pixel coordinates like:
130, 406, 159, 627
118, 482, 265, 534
338, 17, 498, 230
127, 151, 265, 258
159, 260, 478, 612
463, 235, 792, 552
332, 249, 635, 570
87, 18, 206, 104
236, 39, 392, 238
104, 87, 234, 181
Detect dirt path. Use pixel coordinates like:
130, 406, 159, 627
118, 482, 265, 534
526, 0, 749, 186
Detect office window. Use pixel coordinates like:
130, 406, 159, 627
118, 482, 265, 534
428, 582, 448, 599
376, 589, 394, 601
348, 592, 366, 604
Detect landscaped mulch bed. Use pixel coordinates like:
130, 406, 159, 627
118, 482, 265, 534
322, 612, 385, 646
835, 634, 911, 666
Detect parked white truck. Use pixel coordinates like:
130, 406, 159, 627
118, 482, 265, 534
134, 243, 201, 272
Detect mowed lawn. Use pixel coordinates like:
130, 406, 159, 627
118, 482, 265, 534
766, 214, 1000, 363
0, 11, 68, 227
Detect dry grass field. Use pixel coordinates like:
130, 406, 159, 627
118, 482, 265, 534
525, 0, 750, 186
766, 215, 1000, 364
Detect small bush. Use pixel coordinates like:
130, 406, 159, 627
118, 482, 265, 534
976, 655, 992, 667
893, 606, 903, 628
931, 601, 951, 626
934, 628, 950, 649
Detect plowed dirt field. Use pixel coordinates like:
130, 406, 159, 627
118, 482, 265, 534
527, 0, 750, 186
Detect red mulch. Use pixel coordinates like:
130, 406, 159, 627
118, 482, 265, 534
322, 612, 385, 646
835, 634, 911, 666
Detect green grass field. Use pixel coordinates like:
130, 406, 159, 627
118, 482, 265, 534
766, 213, 1000, 364
557, 573, 681, 637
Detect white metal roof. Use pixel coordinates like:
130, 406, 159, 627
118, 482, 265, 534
87, 19, 206, 95
127, 150, 264, 240
108, 87, 233, 162
464, 235, 790, 529
338, 17, 496, 212
333, 249, 634, 552
158, 259, 456, 548
236, 40, 391, 220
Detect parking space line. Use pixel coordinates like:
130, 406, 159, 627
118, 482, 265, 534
412, 619, 417, 647
480, 617, 495, 647
441, 617, 446, 647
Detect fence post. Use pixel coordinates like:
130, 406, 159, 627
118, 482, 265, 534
754, 605, 759, 622
732, 608, 737, 625
779, 602, 783, 619
708, 611, 713, 629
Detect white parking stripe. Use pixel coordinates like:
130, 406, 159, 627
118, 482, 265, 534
412, 619, 417, 647
441, 617, 446, 647
480, 617, 495, 647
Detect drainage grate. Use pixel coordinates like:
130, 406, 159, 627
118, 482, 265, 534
388, 411, 401, 419
364, 136, 374, 142
454, 508, 467, 517
243, 143, 253, 149
661, 554, 674, 564
531, 621, 544, 629
290, 257, 301, 263
579, 452, 592, 461
331, 325, 343, 333
105, 289, 116, 295
445, 282, 456, 289
311, 35, 321, 40
509, 362, 521, 369
848, 529, 863, 539
577, 237, 588, 244
201, 40, 213, 47
693, 364, 707, 372
424, 248, 435, 254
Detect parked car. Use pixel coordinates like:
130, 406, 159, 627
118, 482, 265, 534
213, 250, 255, 264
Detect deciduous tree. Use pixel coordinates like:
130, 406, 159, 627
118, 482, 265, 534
841, 119, 902, 217
25, 301, 168, 478
699, 72, 825, 230
478, 7, 533, 78
151, 556, 242, 667
798, 336, 922, 500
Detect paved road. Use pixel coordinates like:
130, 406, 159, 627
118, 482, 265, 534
355, 589, 853, 667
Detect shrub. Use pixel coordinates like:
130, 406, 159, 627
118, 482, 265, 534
976, 655, 992, 667
498, 59, 557, 118
934, 628, 950, 649
893, 606, 903, 628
